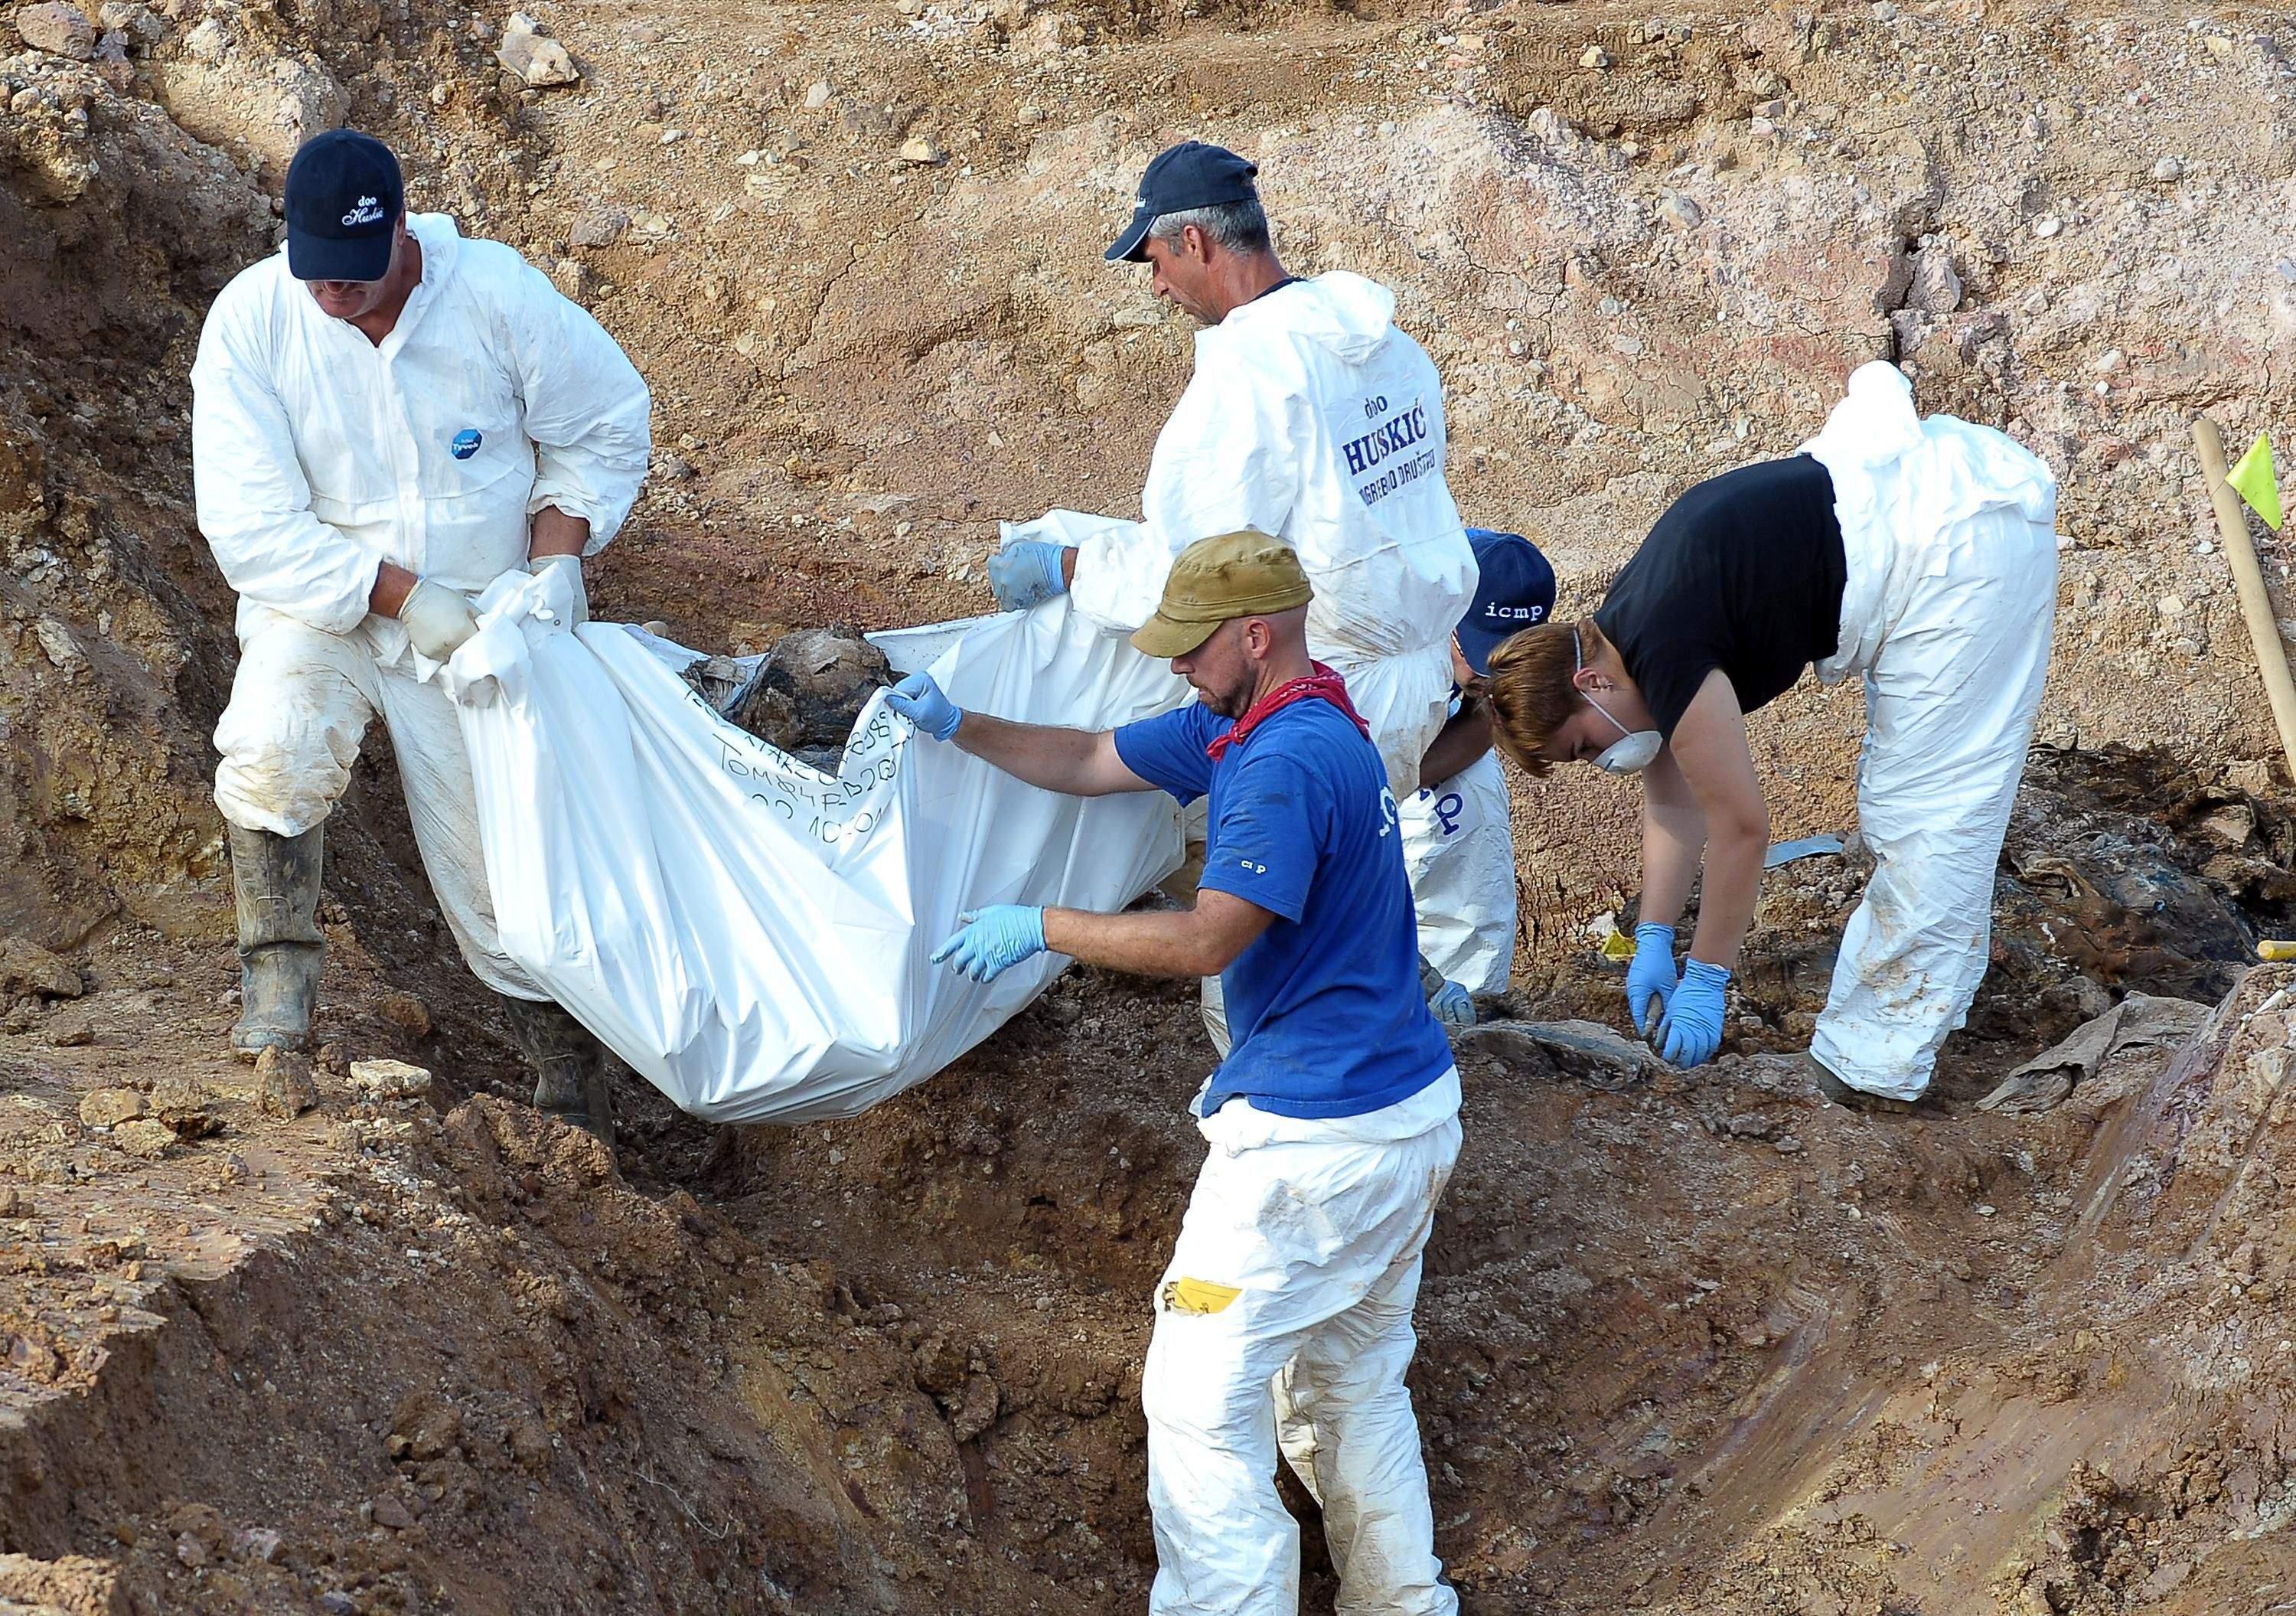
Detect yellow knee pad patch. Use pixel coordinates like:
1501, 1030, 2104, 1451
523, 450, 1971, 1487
1160, 1276, 1241, 1316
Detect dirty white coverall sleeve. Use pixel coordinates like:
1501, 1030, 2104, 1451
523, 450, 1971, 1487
1078, 340, 1302, 613
506, 256, 653, 553
191, 308, 382, 635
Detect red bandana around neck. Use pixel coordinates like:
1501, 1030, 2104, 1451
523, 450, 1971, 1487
1205, 663, 1372, 762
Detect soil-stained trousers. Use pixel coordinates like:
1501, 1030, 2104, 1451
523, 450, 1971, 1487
1802, 363, 2060, 1102
213, 609, 543, 999
1142, 1072, 1462, 1615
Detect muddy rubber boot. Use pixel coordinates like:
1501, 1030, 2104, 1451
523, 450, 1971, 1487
228, 824, 325, 1063
500, 994, 616, 1154
1806, 1053, 1919, 1115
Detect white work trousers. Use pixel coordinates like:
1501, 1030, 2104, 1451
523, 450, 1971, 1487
1142, 1099, 1461, 1615
212, 611, 541, 998
1808, 501, 2056, 1100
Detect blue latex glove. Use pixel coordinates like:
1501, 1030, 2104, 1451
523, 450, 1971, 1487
1625, 922, 1679, 1037
885, 671, 961, 741
1430, 979, 1475, 1028
1657, 959, 1731, 1068
986, 541, 1070, 611
931, 906, 1048, 983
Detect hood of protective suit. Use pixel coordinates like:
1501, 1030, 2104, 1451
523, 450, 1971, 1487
1215, 270, 1397, 367
1019, 266, 1473, 792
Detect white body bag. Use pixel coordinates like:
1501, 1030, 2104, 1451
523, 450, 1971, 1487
443, 568, 1186, 1123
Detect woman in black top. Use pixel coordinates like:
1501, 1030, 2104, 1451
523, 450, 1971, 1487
1480, 364, 2059, 1112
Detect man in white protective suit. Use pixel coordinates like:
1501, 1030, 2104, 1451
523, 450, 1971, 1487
891, 532, 1463, 1616
988, 141, 1474, 793
1478, 362, 2057, 1111
1404, 527, 1557, 1009
986, 139, 1476, 1051
191, 129, 651, 1144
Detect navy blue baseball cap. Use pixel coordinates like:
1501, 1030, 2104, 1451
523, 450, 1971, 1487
1105, 141, 1261, 263
283, 129, 404, 282
1455, 528, 1557, 675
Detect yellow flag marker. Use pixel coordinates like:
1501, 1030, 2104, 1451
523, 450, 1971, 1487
2228, 431, 2282, 532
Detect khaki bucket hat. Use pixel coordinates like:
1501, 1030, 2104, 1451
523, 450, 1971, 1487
1130, 531, 1313, 658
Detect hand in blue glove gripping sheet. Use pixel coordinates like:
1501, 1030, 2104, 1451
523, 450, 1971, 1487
885, 671, 962, 742
931, 906, 1049, 984
986, 541, 1069, 612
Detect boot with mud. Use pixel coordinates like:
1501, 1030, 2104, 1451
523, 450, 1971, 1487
1804, 1052, 1919, 1115
228, 824, 325, 1063
500, 994, 616, 1154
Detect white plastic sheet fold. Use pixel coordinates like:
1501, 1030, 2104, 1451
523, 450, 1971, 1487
444, 566, 1187, 1123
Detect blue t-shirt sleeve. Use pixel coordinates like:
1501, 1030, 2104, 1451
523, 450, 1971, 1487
1195, 753, 1317, 924
1114, 704, 1221, 805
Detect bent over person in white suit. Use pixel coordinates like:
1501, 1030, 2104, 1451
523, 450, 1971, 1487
1479, 363, 2057, 1111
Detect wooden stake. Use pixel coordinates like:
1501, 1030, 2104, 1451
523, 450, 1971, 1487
2196, 416, 2296, 782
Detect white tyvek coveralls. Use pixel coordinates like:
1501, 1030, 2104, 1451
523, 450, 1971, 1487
1004, 272, 1476, 798
1400, 749, 1515, 995
1799, 363, 2058, 1100
1143, 1069, 1463, 1616
191, 213, 651, 995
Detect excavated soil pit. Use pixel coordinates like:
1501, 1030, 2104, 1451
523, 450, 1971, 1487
8, 0, 2296, 1607
8, 748, 2296, 1613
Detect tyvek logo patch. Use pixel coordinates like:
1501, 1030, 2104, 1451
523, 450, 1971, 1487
450, 429, 483, 460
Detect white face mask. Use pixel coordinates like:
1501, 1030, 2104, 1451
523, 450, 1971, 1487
1574, 628, 1663, 775
1590, 705, 1664, 774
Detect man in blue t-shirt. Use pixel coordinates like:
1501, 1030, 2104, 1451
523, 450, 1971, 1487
889, 531, 1463, 1615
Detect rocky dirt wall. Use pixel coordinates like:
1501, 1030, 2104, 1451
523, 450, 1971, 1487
0, 50, 266, 947
8, 3, 2296, 1612
5, 0, 2295, 971
0, 1014, 1054, 1613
